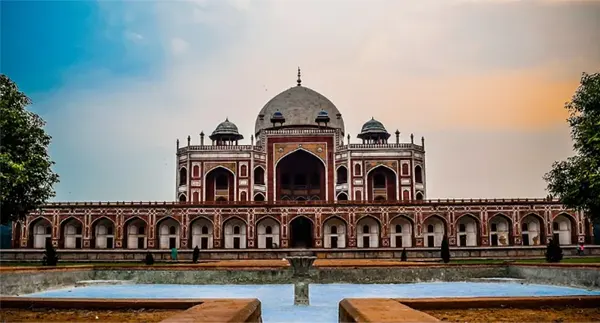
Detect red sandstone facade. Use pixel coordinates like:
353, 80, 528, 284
11, 71, 595, 251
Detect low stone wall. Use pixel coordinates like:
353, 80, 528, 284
2, 245, 598, 262
312, 266, 507, 284
160, 299, 261, 323
0, 297, 262, 323
339, 298, 439, 322
1, 264, 598, 296
0, 269, 95, 296
508, 264, 600, 288
339, 296, 600, 322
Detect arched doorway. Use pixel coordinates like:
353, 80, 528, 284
205, 167, 234, 202
276, 150, 325, 201
289, 216, 313, 248
367, 166, 397, 201
29, 218, 52, 249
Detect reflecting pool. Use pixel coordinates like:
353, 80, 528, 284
25, 282, 600, 323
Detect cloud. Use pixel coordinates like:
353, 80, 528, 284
124, 31, 144, 42
33, 0, 600, 201
170, 37, 189, 55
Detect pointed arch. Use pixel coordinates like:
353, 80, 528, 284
366, 165, 398, 201
179, 167, 188, 186
289, 215, 314, 248
124, 216, 148, 249
91, 216, 115, 249
28, 217, 52, 248
254, 192, 266, 201
274, 148, 326, 168
336, 165, 348, 184
323, 215, 347, 248
156, 216, 180, 249
356, 215, 380, 248
223, 216, 247, 249
254, 165, 266, 185
521, 213, 545, 246
488, 213, 512, 246
91, 216, 116, 227
552, 213, 576, 245
257, 216, 281, 248
275, 149, 327, 201
190, 216, 214, 249
423, 214, 447, 247
389, 214, 413, 248
204, 165, 236, 202
414, 165, 423, 184
455, 213, 479, 247
60, 217, 83, 249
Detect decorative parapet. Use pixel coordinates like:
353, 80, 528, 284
41, 197, 562, 208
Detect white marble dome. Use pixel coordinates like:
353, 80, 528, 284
254, 84, 345, 136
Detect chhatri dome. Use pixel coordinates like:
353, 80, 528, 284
210, 118, 244, 142
254, 68, 345, 136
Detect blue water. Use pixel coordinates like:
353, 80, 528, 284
25, 282, 600, 323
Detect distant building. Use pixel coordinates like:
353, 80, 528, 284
10, 70, 595, 254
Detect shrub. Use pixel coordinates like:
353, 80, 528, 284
545, 238, 563, 263
400, 248, 407, 261
42, 240, 59, 266
145, 252, 155, 265
441, 235, 450, 263
192, 246, 200, 263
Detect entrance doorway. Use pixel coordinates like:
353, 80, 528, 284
290, 216, 313, 248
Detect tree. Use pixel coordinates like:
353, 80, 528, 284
400, 248, 407, 262
192, 246, 200, 263
544, 72, 600, 222
441, 235, 450, 263
42, 240, 59, 266
144, 251, 154, 265
545, 238, 563, 263
0, 75, 59, 224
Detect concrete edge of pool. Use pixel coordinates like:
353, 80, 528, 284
338, 295, 600, 323
0, 297, 262, 323
3, 295, 600, 323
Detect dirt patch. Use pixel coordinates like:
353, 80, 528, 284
425, 307, 600, 322
0, 308, 182, 322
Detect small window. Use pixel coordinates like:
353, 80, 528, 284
254, 167, 265, 185
266, 226, 272, 234
402, 163, 409, 175
459, 224, 466, 232
138, 226, 145, 235
336, 167, 348, 184
331, 226, 337, 234
233, 226, 240, 235
553, 222, 559, 231
427, 224, 434, 233
395, 224, 402, 233
169, 226, 176, 235
362, 225, 370, 234
45, 226, 52, 235
76, 226, 82, 235
201, 226, 209, 234
491, 223, 497, 232
107, 226, 114, 235
522, 223, 528, 231
179, 168, 187, 186
415, 165, 423, 184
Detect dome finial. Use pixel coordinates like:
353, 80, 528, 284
297, 67, 302, 86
